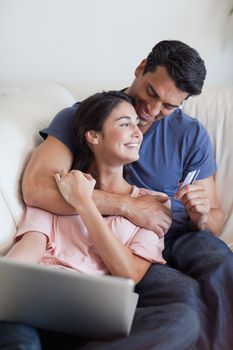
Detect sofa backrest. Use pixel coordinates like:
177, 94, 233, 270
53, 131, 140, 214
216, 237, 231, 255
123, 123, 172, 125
183, 86, 233, 249
0, 84, 75, 253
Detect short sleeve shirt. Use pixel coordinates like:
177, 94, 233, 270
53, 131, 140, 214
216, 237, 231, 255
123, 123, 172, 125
40, 104, 216, 230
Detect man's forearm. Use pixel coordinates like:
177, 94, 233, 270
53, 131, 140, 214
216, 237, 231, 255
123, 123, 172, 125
93, 190, 172, 236
23, 173, 171, 236
23, 178, 127, 216
190, 208, 225, 236
92, 189, 129, 216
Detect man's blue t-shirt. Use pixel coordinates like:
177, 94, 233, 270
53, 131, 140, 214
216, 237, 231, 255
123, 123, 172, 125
40, 103, 216, 230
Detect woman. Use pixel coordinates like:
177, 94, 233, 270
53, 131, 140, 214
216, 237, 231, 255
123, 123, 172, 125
6, 91, 169, 283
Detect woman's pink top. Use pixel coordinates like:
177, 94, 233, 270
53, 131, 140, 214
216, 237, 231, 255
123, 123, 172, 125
15, 186, 168, 275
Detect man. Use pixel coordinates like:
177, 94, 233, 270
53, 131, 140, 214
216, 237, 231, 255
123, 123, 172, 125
3, 40, 233, 349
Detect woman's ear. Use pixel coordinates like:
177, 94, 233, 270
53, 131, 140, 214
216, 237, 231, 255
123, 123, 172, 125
85, 130, 100, 145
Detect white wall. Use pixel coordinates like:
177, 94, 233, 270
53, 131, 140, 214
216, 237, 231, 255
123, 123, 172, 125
1, 0, 233, 97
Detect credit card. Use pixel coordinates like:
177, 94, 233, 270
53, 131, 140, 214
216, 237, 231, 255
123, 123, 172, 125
179, 169, 200, 189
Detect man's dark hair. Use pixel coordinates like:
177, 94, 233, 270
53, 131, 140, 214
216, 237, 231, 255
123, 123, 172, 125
73, 91, 134, 172
143, 40, 206, 96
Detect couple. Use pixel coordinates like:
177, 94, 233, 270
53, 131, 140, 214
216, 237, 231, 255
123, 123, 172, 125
1, 40, 233, 350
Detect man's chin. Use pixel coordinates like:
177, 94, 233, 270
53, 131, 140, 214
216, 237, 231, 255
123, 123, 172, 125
139, 118, 150, 127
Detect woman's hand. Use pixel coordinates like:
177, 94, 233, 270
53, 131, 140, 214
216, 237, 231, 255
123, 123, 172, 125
54, 169, 96, 209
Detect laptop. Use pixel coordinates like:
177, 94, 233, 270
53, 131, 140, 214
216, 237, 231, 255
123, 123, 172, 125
0, 257, 138, 339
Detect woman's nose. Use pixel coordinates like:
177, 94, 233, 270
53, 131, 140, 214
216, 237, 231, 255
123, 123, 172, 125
132, 124, 142, 139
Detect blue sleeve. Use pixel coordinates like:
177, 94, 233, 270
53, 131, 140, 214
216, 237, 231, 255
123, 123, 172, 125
183, 122, 217, 180
39, 102, 80, 154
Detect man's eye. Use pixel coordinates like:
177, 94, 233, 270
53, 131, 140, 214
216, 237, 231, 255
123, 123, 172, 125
147, 87, 155, 97
120, 123, 130, 127
164, 104, 175, 110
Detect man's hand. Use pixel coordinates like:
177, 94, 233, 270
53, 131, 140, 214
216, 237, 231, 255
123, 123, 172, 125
174, 176, 225, 236
174, 183, 211, 229
124, 194, 172, 238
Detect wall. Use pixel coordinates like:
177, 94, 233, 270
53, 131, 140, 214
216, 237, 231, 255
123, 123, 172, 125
1, 0, 233, 98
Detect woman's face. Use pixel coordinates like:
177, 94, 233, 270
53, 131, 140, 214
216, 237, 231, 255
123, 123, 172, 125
93, 101, 143, 166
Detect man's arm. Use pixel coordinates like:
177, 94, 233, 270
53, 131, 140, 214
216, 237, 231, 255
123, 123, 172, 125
22, 135, 76, 214
22, 135, 172, 234
93, 191, 172, 237
174, 175, 225, 236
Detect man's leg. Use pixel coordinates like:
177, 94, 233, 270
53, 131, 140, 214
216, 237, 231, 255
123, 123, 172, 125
0, 322, 41, 350
135, 263, 210, 350
166, 230, 233, 350
40, 304, 199, 350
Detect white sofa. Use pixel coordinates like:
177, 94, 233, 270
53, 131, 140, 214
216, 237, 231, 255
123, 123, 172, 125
0, 84, 233, 254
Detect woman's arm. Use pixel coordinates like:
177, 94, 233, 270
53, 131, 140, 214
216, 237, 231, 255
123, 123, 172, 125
79, 200, 152, 283
6, 231, 47, 263
55, 170, 152, 283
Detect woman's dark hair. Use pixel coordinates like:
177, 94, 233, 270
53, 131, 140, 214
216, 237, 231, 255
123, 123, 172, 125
73, 91, 134, 173
143, 40, 206, 96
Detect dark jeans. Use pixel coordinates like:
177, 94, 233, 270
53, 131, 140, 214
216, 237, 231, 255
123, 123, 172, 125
136, 229, 233, 350
0, 304, 199, 350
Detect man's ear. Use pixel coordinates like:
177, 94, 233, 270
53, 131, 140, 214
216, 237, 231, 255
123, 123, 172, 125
135, 59, 147, 77
85, 130, 100, 145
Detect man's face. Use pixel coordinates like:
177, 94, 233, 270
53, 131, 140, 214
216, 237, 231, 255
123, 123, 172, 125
126, 62, 189, 134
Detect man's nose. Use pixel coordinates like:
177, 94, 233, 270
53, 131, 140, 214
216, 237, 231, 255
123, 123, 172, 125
147, 100, 162, 116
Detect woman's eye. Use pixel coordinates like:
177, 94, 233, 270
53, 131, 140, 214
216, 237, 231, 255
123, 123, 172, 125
120, 123, 130, 127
